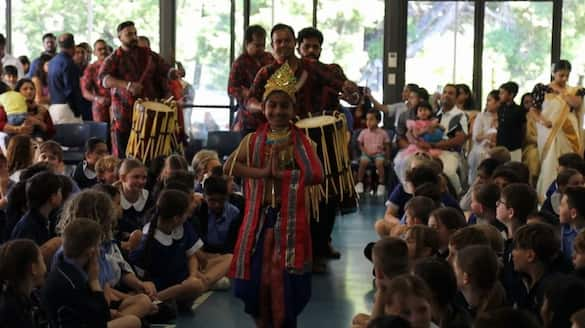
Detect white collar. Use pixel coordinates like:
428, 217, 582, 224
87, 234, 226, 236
121, 189, 149, 211
142, 222, 184, 246
82, 161, 97, 179
9, 169, 22, 183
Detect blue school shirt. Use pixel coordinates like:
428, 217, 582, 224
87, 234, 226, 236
10, 209, 52, 245
561, 224, 584, 260
206, 202, 240, 247
129, 221, 203, 291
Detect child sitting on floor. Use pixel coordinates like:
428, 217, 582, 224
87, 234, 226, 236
43, 218, 141, 328
114, 159, 153, 241
541, 168, 583, 220
71, 137, 109, 189
95, 155, 120, 185
352, 237, 409, 328
559, 186, 585, 260
453, 245, 506, 319
512, 223, 563, 317
129, 189, 220, 310
428, 207, 467, 259
404, 224, 439, 261
469, 182, 508, 236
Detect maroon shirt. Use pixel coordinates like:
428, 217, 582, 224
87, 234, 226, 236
227, 52, 274, 130
247, 58, 346, 130
98, 46, 171, 133
81, 59, 111, 123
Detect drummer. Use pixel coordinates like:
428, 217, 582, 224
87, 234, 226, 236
296, 27, 358, 272
246, 24, 359, 128
100, 21, 178, 158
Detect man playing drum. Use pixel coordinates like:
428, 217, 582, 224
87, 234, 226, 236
100, 21, 178, 158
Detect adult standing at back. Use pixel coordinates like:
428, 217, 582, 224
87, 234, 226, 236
228, 25, 274, 136
27, 33, 57, 79
100, 21, 177, 158
81, 39, 111, 123
531, 60, 585, 199
47, 33, 85, 124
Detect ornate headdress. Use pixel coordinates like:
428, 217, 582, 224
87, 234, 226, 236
262, 61, 297, 102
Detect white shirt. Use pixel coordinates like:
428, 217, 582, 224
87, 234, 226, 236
438, 106, 468, 136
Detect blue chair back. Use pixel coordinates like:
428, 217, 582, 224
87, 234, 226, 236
53, 123, 91, 164
54, 123, 91, 148
86, 121, 109, 141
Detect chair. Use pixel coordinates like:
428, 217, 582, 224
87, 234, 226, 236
85, 121, 109, 141
53, 123, 91, 164
205, 131, 242, 161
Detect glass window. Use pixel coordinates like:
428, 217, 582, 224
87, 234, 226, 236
317, 0, 384, 100
11, 0, 159, 59
483, 2, 553, 106
561, 0, 585, 87
250, 0, 313, 36
406, 2, 475, 98
176, 1, 232, 130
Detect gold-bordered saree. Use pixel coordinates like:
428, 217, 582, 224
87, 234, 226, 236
536, 85, 585, 199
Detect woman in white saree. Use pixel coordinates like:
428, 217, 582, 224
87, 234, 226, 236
532, 60, 585, 199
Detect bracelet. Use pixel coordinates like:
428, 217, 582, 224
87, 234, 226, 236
126, 81, 132, 91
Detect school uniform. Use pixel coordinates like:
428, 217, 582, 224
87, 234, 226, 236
467, 213, 508, 238
501, 239, 529, 309
71, 160, 98, 190
119, 189, 153, 239
42, 252, 110, 328
0, 285, 48, 328
129, 221, 203, 291
561, 224, 585, 261
193, 201, 242, 254
10, 209, 52, 245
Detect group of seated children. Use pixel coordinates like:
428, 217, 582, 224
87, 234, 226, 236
0, 137, 243, 327
353, 148, 585, 328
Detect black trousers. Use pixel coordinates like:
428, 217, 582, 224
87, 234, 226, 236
311, 198, 338, 258
112, 130, 130, 159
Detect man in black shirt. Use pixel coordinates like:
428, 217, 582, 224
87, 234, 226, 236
497, 81, 526, 162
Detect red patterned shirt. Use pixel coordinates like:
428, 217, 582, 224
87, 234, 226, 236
320, 63, 348, 112
247, 58, 346, 129
81, 59, 111, 123
98, 46, 172, 133
228, 52, 274, 130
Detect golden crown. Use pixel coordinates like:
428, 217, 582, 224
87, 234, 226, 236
263, 61, 297, 102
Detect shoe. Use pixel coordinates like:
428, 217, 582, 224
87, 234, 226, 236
212, 277, 231, 291
376, 185, 386, 197
355, 182, 364, 194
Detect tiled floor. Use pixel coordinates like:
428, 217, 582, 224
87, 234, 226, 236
175, 197, 384, 327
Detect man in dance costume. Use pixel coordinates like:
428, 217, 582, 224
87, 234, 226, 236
225, 62, 324, 327
99, 21, 178, 158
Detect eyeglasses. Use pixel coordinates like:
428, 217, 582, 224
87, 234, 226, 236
496, 200, 507, 207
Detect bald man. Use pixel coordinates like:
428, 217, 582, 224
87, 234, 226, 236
47, 33, 85, 124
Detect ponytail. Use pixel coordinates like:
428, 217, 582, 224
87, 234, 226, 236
141, 189, 190, 273
141, 208, 160, 274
